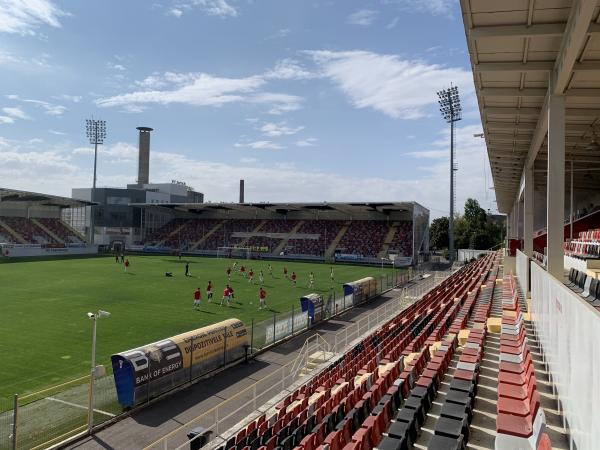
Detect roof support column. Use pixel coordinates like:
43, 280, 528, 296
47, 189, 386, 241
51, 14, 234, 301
546, 91, 565, 279
524, 167, 534, 257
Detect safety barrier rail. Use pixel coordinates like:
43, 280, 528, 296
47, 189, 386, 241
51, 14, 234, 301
143, 272, 445, 450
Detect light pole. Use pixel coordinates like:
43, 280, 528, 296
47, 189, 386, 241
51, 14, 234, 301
437, 85, 462, 264
85, 119, 107, 245
86, 310, 110, 434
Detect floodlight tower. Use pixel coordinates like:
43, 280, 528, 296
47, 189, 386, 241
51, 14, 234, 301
437, 85, 462, 264
85, 119, 107, 245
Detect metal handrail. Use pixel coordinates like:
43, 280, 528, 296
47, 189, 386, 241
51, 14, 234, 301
290, 334, 331, 378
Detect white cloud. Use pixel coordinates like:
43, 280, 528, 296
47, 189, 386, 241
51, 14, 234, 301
0, 0, 66, 35
264, 59, 316, 80
6, 95, 66, 116
234, 140, 283, 150
347, 9, 378, 26
99, 73, 262, 107
0, 127, 495, 216
107, 62, 127, 71
169, 0, 238, 18
306, 50, 473, 119
72, 142, 138, 160
296, 138, 317, 147
0, 50, 52, 69
267, 28, 291, 39
382, 0, 454, 17
121, 104, 147, 114
250, 93, 303, 115
52, 94, 81, 103
260, 122, 304, 137
49, 129, 67, 135
101, 72, 303, 114
385, 17, 399, 29
402, 123, 497, 216
135, 73, 167, 89
0, 116, 14, 124
2, 106, 30, 120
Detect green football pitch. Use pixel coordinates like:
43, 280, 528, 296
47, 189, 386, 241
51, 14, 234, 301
0, 255, 398, 400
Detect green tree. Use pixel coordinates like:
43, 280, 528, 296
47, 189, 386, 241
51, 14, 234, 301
429, 198, 505, 251
453, 215, 470, 249
430, 217, 449, 249
464, 198, 487, 231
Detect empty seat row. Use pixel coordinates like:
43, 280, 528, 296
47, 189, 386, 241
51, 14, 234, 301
565, 268, 600, 309
495, 276, 552, 450
214, 255, 499, 450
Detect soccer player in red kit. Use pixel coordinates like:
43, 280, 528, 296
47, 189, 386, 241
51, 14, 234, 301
193, 288, 201, 309
124, 259, 130, 272
221, 286, 231, 306
206, 281, 213, 302
240, 265, 246, 278
291, 271, 297, 286
283, 267, 288, 279
258, 287, 267, 309
248, 269, 254, 283
226, 267, 231, 281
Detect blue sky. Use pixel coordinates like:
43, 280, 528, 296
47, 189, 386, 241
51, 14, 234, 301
0, 0, 497, 217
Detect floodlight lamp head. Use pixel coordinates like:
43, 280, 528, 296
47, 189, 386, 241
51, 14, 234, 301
87, 312, 95, 319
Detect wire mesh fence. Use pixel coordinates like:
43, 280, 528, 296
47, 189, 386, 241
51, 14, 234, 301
0, 269, 419, 450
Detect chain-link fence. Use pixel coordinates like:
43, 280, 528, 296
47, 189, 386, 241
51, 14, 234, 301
0, 375, 116, 450
145, 271, 443, 450
0, 269, 417, 450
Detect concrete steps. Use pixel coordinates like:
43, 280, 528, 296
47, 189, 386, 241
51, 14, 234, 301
324, 221, 351, 259
157, 220, 188, 247
378, 222, 399, 258
237, 220, 267, 247
31, 218, 64, 244
299, 350, 335, 376
0, 219, 26, 244
190, 220, 224, 250
61, 220, 87, 243
272, 220, 305, 255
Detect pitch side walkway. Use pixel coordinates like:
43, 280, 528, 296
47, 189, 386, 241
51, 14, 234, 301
65, 285, 418, 450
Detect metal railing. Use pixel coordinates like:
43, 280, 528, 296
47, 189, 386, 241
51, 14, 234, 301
0, 270, 416, 450
331, 271, 450, 354
290, 334, 332, 378
144, 272, 436, 450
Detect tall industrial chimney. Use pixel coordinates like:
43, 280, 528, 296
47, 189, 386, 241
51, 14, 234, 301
239, 179, 245, 203
136, 126, 153, 185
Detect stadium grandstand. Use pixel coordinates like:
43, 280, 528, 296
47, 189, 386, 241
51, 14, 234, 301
135, 202, 428, 265
0, 187, 95, 258
63, 1, 600, 449
6, 0, 600, 449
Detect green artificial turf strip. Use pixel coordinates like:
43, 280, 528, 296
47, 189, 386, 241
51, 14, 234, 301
0, 255, 398, 399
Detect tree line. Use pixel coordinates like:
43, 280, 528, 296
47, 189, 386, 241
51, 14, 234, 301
430, 198, 505, 251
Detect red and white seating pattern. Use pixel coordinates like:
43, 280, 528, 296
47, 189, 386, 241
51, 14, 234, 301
564, 228, 600, 258
213, 254, 500, 450
143, 219, 414, 257
1, 217, 57, 244
495, 275, 551, 450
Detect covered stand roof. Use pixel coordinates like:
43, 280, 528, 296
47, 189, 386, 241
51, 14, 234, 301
460, 0, 600, 213
0, 188, 94, 208
131, 201, 424, 216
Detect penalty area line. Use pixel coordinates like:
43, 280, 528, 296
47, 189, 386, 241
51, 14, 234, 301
46, 397, 116, 417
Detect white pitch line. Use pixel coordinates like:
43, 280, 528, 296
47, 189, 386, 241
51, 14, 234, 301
46, 397, 116, 417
